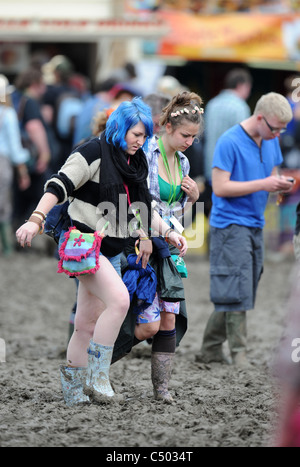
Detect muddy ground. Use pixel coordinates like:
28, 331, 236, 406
0, 237, 295, 448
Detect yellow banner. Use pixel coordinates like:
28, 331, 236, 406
158, 11, 300, 62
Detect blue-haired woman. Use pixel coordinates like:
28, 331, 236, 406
16, 97, 187, 406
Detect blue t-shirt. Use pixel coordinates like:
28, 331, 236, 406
210, 124, 283, 229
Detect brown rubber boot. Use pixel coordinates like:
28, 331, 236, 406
151, 351, 175, 403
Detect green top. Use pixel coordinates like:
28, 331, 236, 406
157, 137, 183, 206
158, 175, 182, 204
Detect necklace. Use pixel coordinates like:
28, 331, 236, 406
158, 137, 183, 206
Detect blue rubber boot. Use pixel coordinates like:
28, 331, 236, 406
85, 340, 115, 403
60, 365, 90, 406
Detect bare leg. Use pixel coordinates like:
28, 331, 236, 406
67, 255, 129, 367
134, 294, 162, 341
67, 285, 104, 367
160, 311, 176, 331
135, 321, 160, 341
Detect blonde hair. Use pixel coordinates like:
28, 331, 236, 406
92, 110, 109, 135
254, 92, 293, 123
91, 108, 115, 135
159, 91, 204, 134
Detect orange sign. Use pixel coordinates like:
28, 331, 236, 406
157, 10, 300, 62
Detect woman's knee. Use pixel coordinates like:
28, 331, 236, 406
135, 321, 160, 340
160, 311, 176, 330
110, 287, 130, 316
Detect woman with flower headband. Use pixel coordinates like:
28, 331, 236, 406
15, 97, 188, 406
128, 91, 205, 402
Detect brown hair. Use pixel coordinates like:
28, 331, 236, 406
14, 68, 43, 92
224, 68, 252, 89
159, 91, 204, 134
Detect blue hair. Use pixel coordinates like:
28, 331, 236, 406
105, 97, 153, 151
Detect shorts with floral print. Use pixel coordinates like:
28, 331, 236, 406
136, 293, 180, 324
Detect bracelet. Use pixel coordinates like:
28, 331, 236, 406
135, 239, 140, 256
139, 237, 150, 241
164, 228, 175, 242
28, 215, 43, 226
30, 213, 44, 223
32, 210, 47, 220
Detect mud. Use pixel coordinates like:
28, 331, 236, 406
0, 241, 294, 447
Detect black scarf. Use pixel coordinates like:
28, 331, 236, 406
99, 132, 153, 235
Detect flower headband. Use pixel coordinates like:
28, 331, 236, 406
171, 106, 204, 118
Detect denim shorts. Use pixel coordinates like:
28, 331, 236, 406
210, 224, 264, 312
107, 252, 121, 277
58, 230, 121, 277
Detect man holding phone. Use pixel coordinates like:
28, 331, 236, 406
196, 92, 294, 367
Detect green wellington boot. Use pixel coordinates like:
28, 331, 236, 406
226, 311, 250, 367
195, 311, 231, 364
0, 222, 13, 256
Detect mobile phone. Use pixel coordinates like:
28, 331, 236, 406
287, 178, 294, 183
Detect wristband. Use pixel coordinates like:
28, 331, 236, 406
165, 228, 175, 243
32, 210, 47, 220
135, 239, 140, 256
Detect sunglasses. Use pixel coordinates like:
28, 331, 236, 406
262, 116, 287, 135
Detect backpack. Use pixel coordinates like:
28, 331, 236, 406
44, 201, 71, 244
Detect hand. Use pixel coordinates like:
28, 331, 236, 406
35, 155, 50, 174
16, 222, 40, 248
135, 239, 153, 269
281, 176, 295, 193
18, 172, 31, 191
181, 175, 199, 204
168, 231, 188, 257
264, 175, 294, 193
16, 164, 31, 191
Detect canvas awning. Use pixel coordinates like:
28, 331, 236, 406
0, 18, 168, 42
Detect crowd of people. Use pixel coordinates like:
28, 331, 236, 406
1, 54, 300, 445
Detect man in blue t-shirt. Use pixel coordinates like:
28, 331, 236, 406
196, 92, 294, 367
